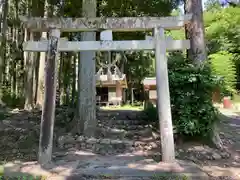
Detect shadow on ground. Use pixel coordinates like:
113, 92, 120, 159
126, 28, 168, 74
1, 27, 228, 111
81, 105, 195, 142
4, 152, 208, 180
1, 107, 240, 179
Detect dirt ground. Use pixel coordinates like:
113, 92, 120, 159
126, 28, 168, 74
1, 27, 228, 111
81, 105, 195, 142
177, 107, 240, 179
0, 106, 240, 179
200, 108, 240, 179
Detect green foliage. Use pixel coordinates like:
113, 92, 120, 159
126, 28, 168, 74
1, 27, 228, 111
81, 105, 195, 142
98, 0, 181, 17
144, 56, 222, 137
232, 93, 240, 103
204, 0, 221, 12
0, 112, 7, 121
64, 0, 181, 18
124, 51, 155, 86
170, 7, 240, 92
151, 173, 188, 180
209, 51, 237, 94
204, 7, 240, 52
204, 6, 240, 89
2, 86, 24, 108
61, 0, 182, 102
143, 102, 158, 123
169, 58, 220, 136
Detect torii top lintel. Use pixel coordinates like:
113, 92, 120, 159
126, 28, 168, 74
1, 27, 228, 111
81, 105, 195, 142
19, 14, 192, 32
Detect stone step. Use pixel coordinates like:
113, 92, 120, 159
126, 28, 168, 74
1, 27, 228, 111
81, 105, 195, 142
98, 123, 147, 132
99, 119, 146, 125
96, 127, 128, 139
108, 125, 146, 131
77, 137, 135, 155
97, 111, 141, 120
58, 135, 158, 155
95, 127, 154, 142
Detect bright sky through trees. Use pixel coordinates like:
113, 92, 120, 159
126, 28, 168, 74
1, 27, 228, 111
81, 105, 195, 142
179, 0, 207, 13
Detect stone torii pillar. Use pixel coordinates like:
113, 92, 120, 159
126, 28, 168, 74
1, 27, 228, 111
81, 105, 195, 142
154, 27, 175, 162
39, 28, 60, 164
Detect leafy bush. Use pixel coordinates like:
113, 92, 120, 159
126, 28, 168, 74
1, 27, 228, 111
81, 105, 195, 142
169, 58, 221, 136
209, 51, 237, 95
144, 56, 222, 137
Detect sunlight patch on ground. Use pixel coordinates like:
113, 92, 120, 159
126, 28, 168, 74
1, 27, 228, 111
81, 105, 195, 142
100, 105, 143, 111
202, 166, 240, 178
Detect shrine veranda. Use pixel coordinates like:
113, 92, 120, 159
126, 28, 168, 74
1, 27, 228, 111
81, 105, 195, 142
20, 14, 192, 164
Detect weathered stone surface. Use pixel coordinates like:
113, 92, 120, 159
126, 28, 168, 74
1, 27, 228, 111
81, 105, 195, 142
38, 29, 60, 165
212, 152, 222, 160
23, 39, 190, 52
56, 133, 159, 155
77, 136, 85, 142
67, 159, 208, 180
3, 158, 209, 180
20, 14, 192, 32
98, 127, 127, 139
57, 135, 75, 149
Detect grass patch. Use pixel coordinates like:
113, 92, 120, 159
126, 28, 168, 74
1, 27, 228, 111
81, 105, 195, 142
0, 165, 3, 176
151, 173, 189, 180
232, 93, 240, 103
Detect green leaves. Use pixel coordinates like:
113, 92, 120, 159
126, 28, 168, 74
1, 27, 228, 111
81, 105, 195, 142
98, 0, 179, 17
144, 57, 221, 137
204, 6, 240, 92
209, 51, 237, 94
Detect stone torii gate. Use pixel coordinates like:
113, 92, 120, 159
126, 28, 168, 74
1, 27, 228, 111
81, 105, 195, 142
20, 14, 192, 165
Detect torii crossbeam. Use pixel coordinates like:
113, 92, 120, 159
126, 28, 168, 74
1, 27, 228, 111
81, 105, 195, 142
20, 15, 192, 32
23, 39, 190, 52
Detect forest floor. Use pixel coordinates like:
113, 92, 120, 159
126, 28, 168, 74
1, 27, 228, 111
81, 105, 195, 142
0, 105, 240, 179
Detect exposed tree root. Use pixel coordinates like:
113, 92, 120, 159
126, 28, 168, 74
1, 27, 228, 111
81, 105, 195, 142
211, 123, 223, 149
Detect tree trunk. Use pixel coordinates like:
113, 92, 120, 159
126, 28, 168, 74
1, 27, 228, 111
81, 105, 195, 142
185, 0, 223, 148
24, 0, 35, 110
65, 59, 71, 105
13, 0, 20, 97
11, 27, 17, 97
0, 0, 8, 106
72, 53, 77, 106
10, 0, 20, 98
32, 0, 44, 106
36, 0, 51, 108
56, 52, 63, 106
24, 32, 35, 110
33, 51, 40, 104
185, 0, 207, 65
77, 0, 97, 137
36, 31, 47, 108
